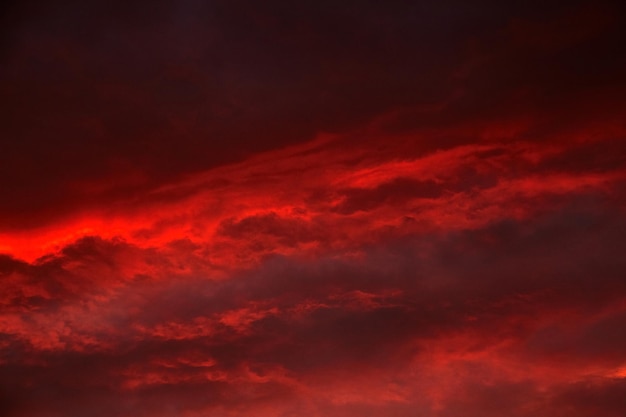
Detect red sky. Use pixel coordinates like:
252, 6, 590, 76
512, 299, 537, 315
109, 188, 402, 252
1, 1, 626, 416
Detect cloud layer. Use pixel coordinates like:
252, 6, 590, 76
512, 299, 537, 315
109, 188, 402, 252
1, 1, 626, 416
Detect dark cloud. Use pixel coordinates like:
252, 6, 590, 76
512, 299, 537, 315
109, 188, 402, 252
217, 212, 319, 246
552, 378, 626, 417
1, 200, 625, 415
2, 0, 625, 228
334, 178, 443, 214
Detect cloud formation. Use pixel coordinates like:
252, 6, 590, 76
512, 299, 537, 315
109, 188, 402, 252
1, 0, 625, 416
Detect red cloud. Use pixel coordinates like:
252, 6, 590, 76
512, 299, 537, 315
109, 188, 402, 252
2, 1, 626, 416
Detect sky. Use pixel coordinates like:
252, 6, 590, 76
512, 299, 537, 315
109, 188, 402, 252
1, 1, 626, 416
